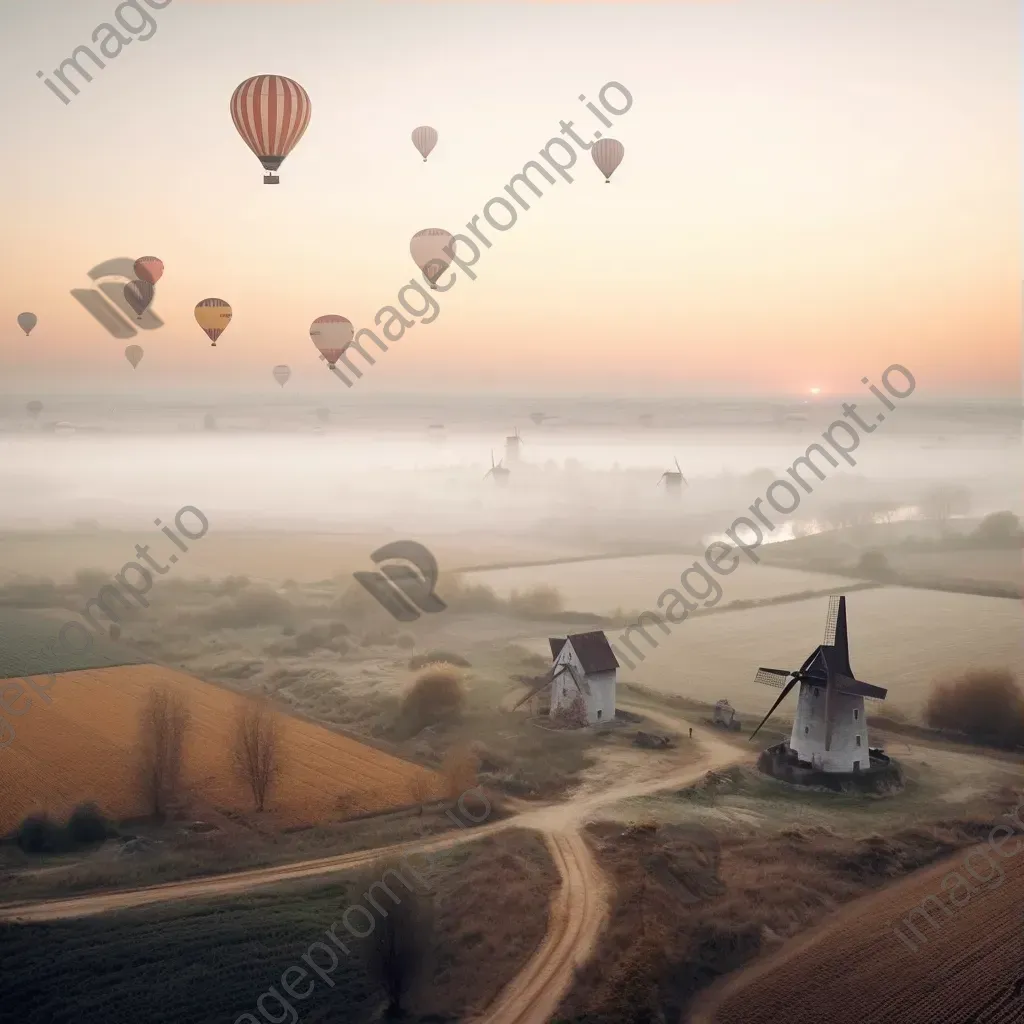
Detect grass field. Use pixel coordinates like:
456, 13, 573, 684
0, 829, 557, 1024
704, 840, 1024, 1024
883, 548, 1023, 589
461, 558, 855, 615
0, 608, 144, 679
0, 665, 440, 833
527, 587, 1024, 723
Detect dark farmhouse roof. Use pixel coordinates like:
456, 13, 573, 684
552, 630, 619, 674
549, 637, 567, 660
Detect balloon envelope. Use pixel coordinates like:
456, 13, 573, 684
195, 298, 232, 345
125, 345, 144, 369
17, 312, 37, 336
310, 315, 354, 367
124, 279, 155, 318
410, 228, 455, 285
273, 364, 291, 387
134, 257, 164, 285
411, 126, 438, 161
231, 75, 311, 181
26, 400, 43, 418
592, 138, 624, 181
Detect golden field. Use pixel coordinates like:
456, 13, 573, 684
0, 665, 440, 833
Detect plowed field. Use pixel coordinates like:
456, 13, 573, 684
0, 665, 440, 832
699, 839, 1024, 1024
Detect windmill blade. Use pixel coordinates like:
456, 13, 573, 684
823, 594, 841, 646
511, 669, 558, 711
754, 667, 793, 690
674, 457, 682, 474
749, 676, 800, 741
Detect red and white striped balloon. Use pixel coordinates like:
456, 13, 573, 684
310, 315, 354, 368
230, 75, 311, 182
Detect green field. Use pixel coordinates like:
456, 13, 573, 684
0, 608, 144, 680
462, 557, 855, 615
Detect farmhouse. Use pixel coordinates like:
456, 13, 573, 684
547, 630, 619, 725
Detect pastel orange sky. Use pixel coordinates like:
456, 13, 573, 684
0, 0, 1018, 395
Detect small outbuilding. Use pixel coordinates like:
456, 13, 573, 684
547, 630, 619, 726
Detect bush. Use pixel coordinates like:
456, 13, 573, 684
16, 813, 64, 854
408, 650, 471, 670
396, 632, 416, 650
925, 669, 1024, 748
971, 511, 1022, 546
508, 585, 563, 618
67, 802, 110, 845
857, 550, 891, 577
197, 587, 295, 629
400, 665, 465, 735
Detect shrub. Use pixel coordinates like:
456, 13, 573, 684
400, 665, 465, 735
552, 693, 589, 729
408, 650, 471, 670
925, 669, 1024, 748
508, 585, 563, 618
66, 802, 110, 845
441, 746, 479, 797
857, 550, 891, 577
396, 632, 416, 650
16, 813, 64, 854
971, 511, 1022, 546
197, 587, 295, 629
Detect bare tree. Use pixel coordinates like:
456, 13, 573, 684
440, 746, 478, 798
407, 772, 435, 814
232, 700, 282, 812
137, 686, 191, 820
364, 864, 433, 1018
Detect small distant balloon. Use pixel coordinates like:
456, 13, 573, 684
310, 315, 354, 368
17, 312, 37, 336
410, 228, 455, 288
26, 400, 43, 419
134, 257, 164, 285
592, 138, 624, 182
124, 279, 155, 319
273, 364, 291, 387
125, 345, 144, 369
195, 298, 232, 346
411, 126, 438, 162
315, 407, 330, 424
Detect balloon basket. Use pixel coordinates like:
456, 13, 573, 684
264, 174, 280, 185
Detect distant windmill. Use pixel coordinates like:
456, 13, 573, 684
505, 427, 523, 464
658, 457, 687, 495
749, 595, 888, 773
484, 451, 510, 485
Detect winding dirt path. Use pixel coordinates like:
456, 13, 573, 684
0, 704, 747, 1023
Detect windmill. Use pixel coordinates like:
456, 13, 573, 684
749, 595, 887, 773
658, 457, 687, 495
484, 451, 510, 485
505, 427, 523, 464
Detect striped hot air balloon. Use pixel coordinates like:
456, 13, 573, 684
592, 138, 624, 183
310, 315, 354, 368
134, 257, 164, 285
411, 126, 438, 162
230, 75, 311, 185
195, 298, 233, 346
410, 229, 455, 289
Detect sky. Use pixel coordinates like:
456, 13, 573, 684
0, 0, 1018, 397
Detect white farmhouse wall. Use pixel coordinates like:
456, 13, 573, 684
789, 683, 869, 772
587, 670, 616, 724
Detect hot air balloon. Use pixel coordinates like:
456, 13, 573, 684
195, 298, 232, 346
17, 313, 37, 336
134, 257, 164, 285
124, 279, 155, 319
410, 229, 455, 289
411, 126, 438, 162
273, 364, 291, 387
230, 75, 311, 184
310, 315, 354, 368
26, 400, 43, 419
592, 138, 624, 183
125, 345, 144, 369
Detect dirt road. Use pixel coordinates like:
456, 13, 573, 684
0, 704, 747, 1024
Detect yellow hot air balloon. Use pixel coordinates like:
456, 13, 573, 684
195, 298, 232, 346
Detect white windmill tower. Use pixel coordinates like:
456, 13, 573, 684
749, 595, 888, 773
485, 451, 510, 486
505, 427, 523, 464
658, 457, 687, 497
